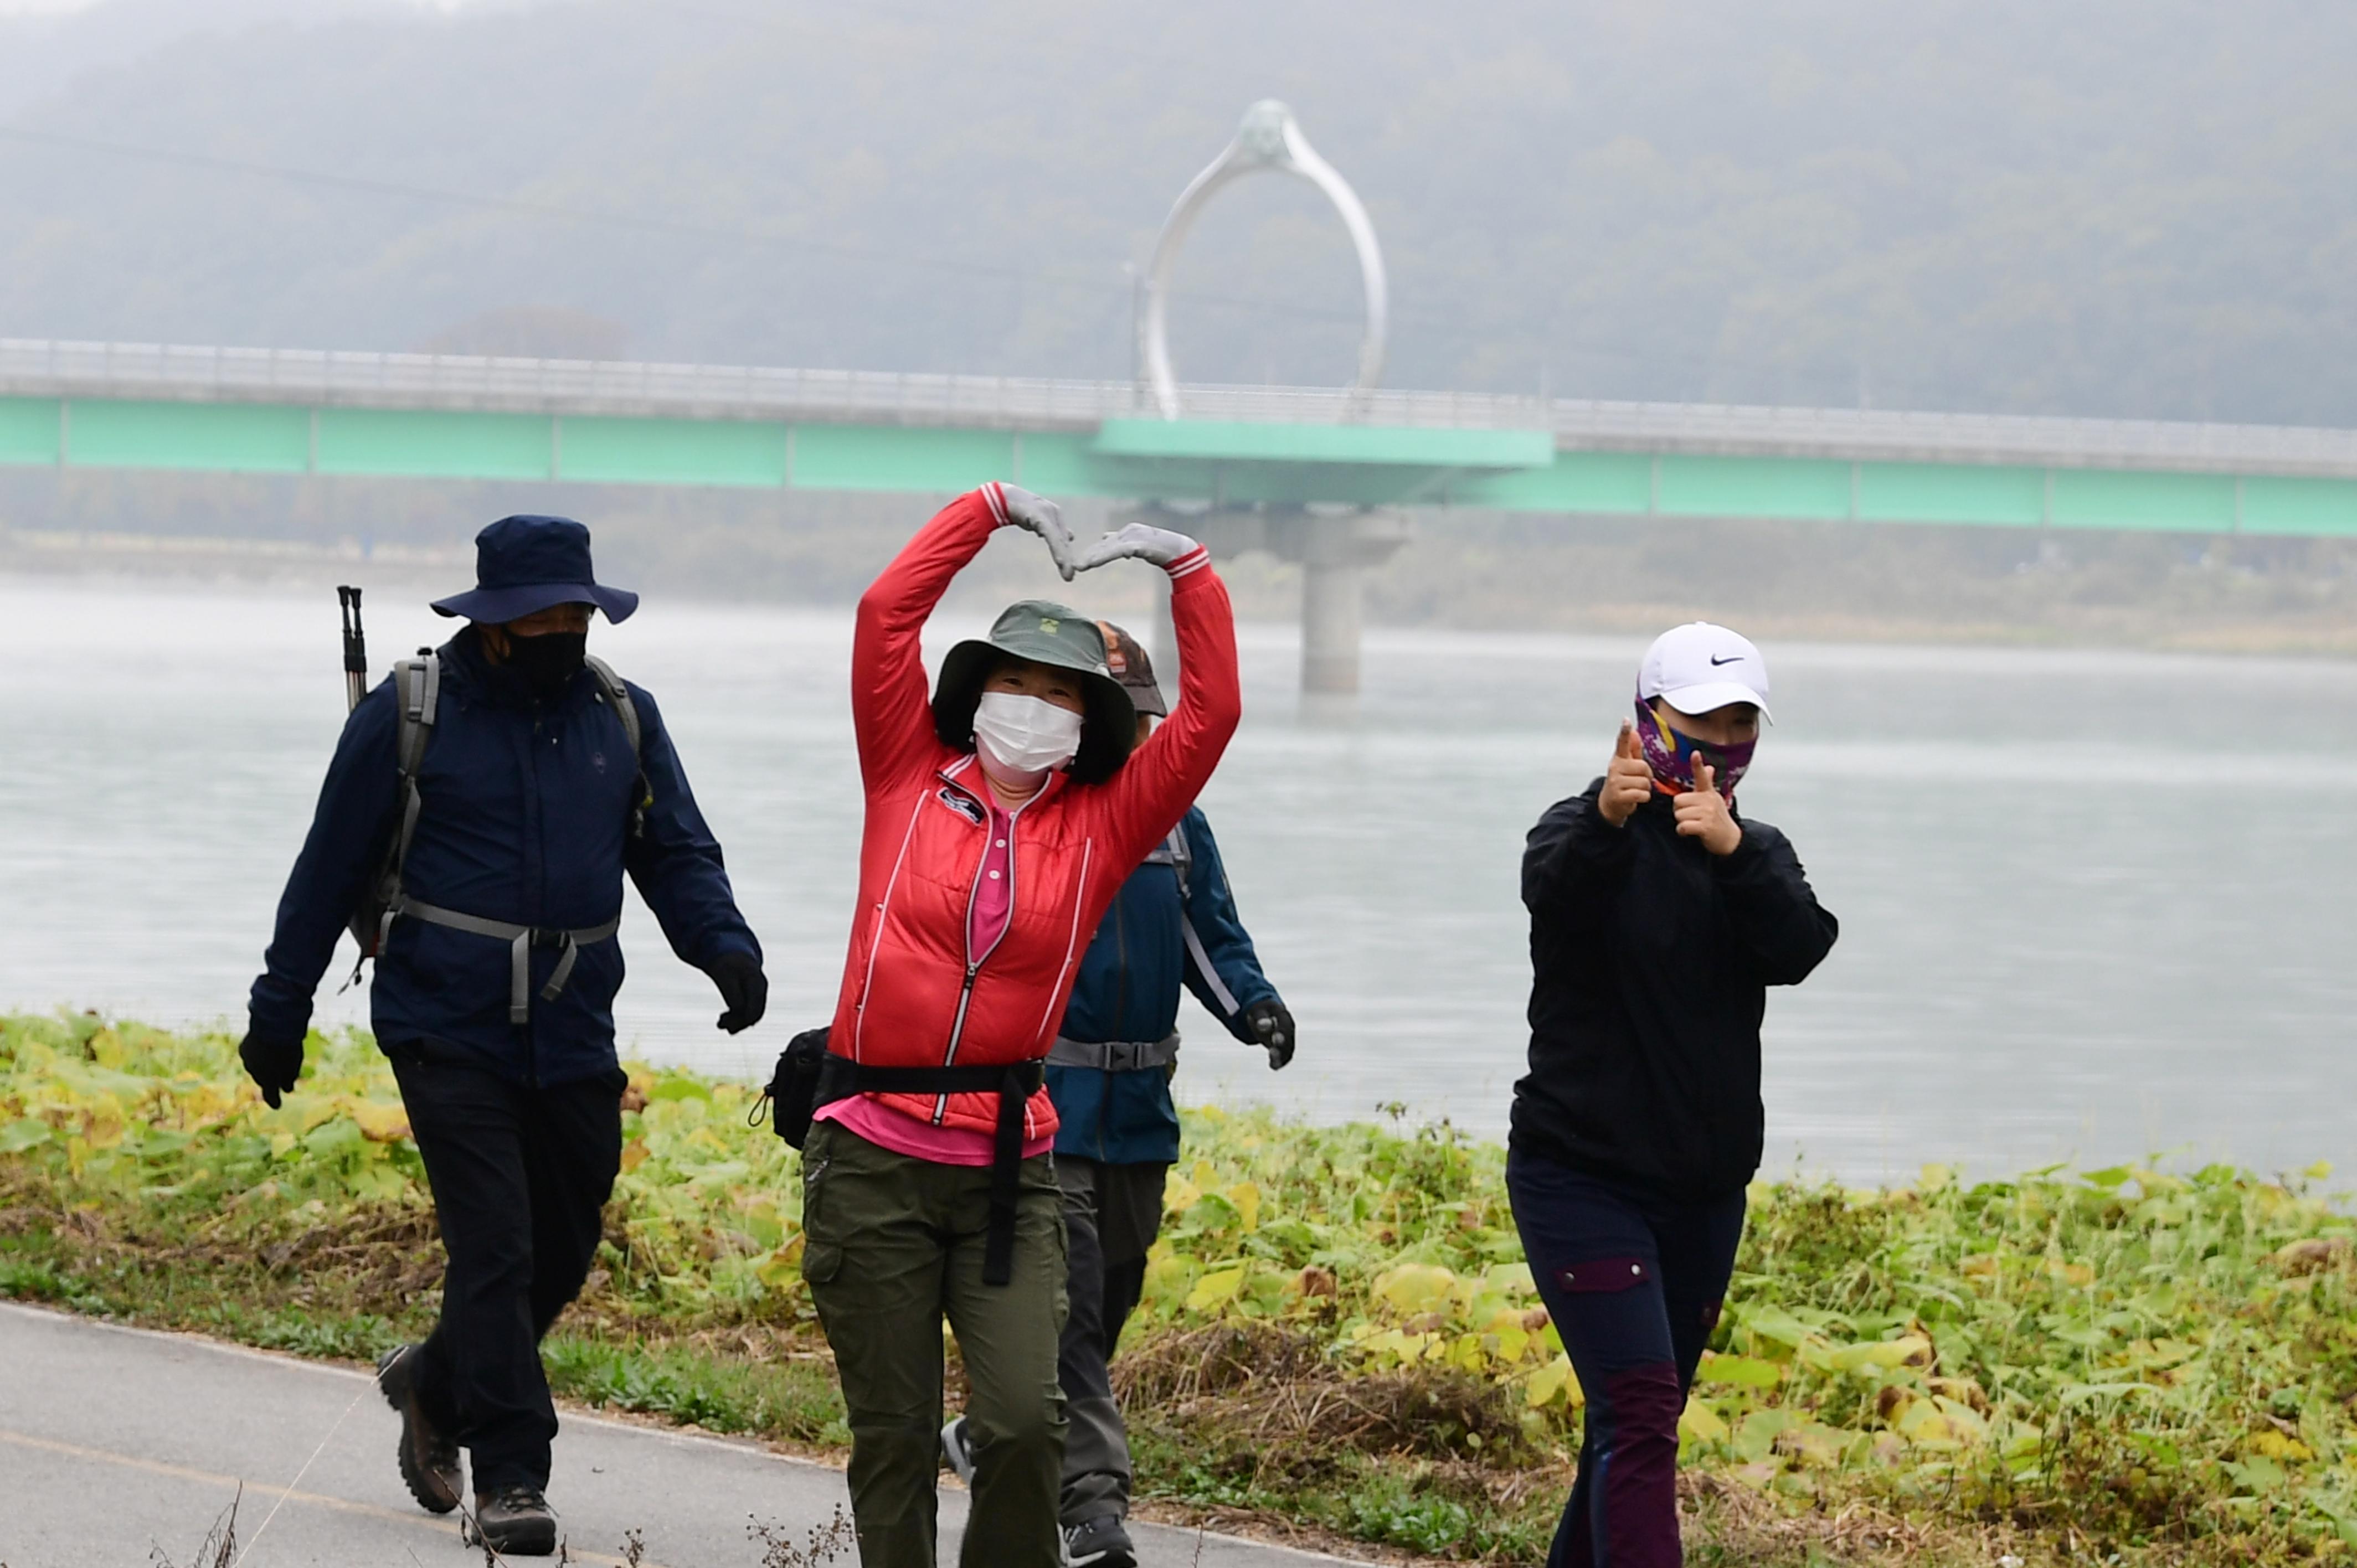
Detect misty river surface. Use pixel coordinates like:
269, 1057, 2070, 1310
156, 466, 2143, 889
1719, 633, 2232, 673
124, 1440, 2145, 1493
5, 574, 2354, 1187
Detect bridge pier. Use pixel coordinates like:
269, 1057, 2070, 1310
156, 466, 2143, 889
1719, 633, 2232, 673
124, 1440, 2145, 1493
1291, 509, 1409, 693
1130, 504, 1409, 699
1299, 548, 1362, 695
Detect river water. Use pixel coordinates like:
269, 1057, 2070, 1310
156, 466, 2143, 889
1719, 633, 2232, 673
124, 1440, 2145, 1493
5, 574, 2353, 1185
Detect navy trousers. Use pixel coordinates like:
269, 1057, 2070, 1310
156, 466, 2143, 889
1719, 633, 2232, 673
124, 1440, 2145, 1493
1055, 1156, 1169, 1525
388, 1039, 623, 1493
1506, 1150, 1746, 1568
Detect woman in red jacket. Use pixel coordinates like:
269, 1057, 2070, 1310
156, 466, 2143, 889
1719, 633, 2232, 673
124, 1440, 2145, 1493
801, 482, 1240, 1568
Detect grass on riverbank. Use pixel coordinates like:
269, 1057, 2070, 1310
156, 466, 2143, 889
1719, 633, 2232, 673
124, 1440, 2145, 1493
9, 1012, 2357, 1564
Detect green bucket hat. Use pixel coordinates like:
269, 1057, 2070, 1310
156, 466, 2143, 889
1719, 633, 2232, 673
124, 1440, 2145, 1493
932, 600, 1139, 785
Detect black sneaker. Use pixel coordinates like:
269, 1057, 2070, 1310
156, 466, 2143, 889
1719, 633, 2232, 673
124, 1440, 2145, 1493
1063, 1515, 1137, 1568
374, 1344, 461, 1515
939, 1415, 976, 1484
464, 1485, 558, 1556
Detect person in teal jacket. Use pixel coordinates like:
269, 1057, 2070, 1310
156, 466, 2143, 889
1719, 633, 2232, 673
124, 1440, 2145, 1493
943, 622, 1291, 1568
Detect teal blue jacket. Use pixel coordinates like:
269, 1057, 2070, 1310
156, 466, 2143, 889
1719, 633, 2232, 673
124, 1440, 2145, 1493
1047, 805, 1278, 1164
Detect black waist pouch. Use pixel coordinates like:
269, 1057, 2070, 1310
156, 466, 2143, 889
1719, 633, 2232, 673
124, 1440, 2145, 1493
758, 1027, 835, 1149
758, 1038, 1047, 1287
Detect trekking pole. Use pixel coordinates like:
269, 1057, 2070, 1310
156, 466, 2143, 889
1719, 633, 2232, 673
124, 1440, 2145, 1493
337, 585, 368, 714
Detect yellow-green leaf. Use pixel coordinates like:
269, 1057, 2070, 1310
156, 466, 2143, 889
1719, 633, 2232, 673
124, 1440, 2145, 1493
1828, 1335, 1932, 1373
347, 1100, 411, 1143
1526, 1355, 1570, 1409
1373, 1262, 1457, 1318
1679, 1395, 1729, 1445
1186, 1266, 1245, 1313
1697, 1352, 1783, 1389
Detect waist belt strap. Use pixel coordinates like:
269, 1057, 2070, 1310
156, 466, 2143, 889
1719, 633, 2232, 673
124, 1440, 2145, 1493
815, 1055, 1047, 1288
1047, 1034, 1182, 1072
390, 898, 622, 1025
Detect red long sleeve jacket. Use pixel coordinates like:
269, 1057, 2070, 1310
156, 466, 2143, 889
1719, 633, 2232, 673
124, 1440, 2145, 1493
827, 484, 1242, 1142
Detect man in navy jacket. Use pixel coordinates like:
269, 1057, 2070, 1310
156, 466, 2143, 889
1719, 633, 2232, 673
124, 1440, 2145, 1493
943, 623, 1289, 1568
242, 515, 764, 1555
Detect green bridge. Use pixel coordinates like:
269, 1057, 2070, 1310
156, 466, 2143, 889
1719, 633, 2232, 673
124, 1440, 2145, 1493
7, 338, 2356, 689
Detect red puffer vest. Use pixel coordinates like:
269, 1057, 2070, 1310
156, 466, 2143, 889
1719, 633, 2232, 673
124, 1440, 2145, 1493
828, 485, 1241, 1142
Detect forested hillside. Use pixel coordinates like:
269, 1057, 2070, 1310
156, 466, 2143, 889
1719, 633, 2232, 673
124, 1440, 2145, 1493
2, 0, 2354, 424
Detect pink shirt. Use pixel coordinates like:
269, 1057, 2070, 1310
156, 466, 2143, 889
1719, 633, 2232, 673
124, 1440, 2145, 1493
968, 797, 1016, 964
814, 788, 1053, 1167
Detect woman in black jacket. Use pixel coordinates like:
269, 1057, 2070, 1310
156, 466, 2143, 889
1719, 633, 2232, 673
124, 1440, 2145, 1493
1511, 622, 1838, 1568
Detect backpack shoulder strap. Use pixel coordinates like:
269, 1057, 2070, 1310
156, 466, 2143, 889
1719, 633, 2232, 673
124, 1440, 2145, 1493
1167, 814, 1239, 1015
374, 652, 440, 953
1143, 819, 1193, 874
394, 652, 439, 781
584, 654, 653, 837
584, 654, 641, 755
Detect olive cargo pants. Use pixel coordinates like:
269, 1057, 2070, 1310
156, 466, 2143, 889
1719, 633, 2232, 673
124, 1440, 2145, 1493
801, 1118, 1068, 1568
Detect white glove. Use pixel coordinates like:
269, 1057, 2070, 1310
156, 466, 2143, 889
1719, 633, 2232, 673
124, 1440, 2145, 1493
1072, 522, 1203, 574
991, 483, 1076, 581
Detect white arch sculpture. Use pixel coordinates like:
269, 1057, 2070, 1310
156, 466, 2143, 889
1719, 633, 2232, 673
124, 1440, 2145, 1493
1138, 101, 1388, 420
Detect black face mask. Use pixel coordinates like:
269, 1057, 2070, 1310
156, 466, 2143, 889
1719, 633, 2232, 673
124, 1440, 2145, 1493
503, 630, 587, 702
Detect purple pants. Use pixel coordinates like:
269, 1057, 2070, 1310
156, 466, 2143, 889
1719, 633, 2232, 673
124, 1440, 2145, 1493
1506, 1151, 1746, 1568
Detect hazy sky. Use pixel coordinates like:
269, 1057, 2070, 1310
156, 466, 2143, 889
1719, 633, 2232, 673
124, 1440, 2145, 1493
0, 0, 474, 12
4, 0, 2351, 421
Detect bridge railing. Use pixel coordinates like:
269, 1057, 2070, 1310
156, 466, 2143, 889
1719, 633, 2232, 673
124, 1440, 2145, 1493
0, 338, 1545, 432
1547, 399, 2357, 475
7, 337, 2357, 477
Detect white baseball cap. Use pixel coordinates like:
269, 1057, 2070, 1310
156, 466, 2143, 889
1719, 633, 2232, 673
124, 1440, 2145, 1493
1638, 622, 1772, 720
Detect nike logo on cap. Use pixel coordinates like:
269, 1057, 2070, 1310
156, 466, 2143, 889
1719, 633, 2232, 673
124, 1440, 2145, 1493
1709, 654, 1743, 666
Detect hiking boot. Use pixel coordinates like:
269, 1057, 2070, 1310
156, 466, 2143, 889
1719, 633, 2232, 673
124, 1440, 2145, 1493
464, 1485, 558, 1556
939, 1414, 976, 1485
374, 1344, 460, 1515
1063, 1514, 1137, 1568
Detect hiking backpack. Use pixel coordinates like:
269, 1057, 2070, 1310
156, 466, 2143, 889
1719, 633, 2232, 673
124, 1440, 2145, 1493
343, 650, 651, 964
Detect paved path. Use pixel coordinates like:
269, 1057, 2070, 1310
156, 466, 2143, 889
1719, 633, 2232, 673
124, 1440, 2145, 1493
0, 1303, 1348, 1568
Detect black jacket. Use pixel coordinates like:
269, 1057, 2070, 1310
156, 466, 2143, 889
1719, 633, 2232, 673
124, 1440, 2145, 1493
1511, 781, 1838, 1200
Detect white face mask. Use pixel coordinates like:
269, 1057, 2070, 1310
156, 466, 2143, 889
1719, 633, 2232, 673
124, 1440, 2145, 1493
971, 690, 1083, 789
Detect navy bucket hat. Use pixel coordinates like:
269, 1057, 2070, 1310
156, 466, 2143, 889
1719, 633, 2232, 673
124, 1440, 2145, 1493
430, 514, 639, 624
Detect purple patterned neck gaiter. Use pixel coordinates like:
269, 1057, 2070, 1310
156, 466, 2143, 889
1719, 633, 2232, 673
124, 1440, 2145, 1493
1634, 693, 1754, 801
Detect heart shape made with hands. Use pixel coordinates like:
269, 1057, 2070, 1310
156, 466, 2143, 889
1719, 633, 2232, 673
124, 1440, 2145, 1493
995, 486, 1202, 580
1072, 521, 1200, 573
994, 484, 1079, 580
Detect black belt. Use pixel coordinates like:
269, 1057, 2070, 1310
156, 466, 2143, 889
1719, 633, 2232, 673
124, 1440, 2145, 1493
815, 1056, 1048, 1287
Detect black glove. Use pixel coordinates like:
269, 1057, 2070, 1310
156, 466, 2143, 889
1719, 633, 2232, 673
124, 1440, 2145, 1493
238, 1029, 304, 1108
707, 952, 768, 1035
1243, 1000, 1295, 1070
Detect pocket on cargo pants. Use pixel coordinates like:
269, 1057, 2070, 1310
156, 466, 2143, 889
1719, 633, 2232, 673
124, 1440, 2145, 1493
799, 1121, 843, 1286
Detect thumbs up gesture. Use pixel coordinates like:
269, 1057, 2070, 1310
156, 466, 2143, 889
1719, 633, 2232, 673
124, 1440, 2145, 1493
1598, 720, 1654, 827
1674, 753, 1743, 856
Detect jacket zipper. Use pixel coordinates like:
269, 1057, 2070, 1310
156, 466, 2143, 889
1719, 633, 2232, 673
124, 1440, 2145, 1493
1112, 894, 1130, 1033
853, 794, 928, 1062
526, 712, 544, 1089
936, 964, 981, 1126
1097, 894, 1128, 1158
933, 772, 1021, 1125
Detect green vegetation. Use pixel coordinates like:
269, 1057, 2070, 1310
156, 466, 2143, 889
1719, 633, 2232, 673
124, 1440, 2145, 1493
11, 1013, 2357, 1564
